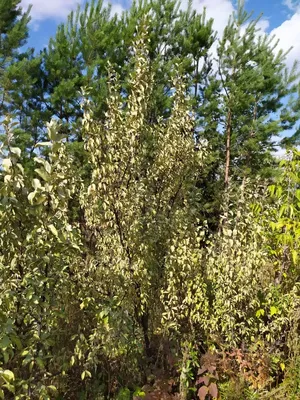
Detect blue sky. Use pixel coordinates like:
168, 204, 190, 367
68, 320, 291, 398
20, 0, 300, 69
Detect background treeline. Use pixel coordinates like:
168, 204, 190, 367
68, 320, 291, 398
0, 0, 300, 399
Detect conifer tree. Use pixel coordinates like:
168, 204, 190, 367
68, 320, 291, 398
0, 0, 31, 119
15, 0, 215, 146
1, 14, 300, 399
205, 0, 300, 185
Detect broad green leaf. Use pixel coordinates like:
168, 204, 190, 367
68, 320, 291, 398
48, 224, 58, 237
16, 163, 24, 174
2, 158, 12, 171
48, 385, 58, 394
0, 335, 10, 349
11, 335, 22, 350
45, 161, 51, 174
2, 369, 15, 382
270, 306, 278, 316
28, 191, 36, 203
4, 352, 9, 363
256, 309, 265, 318
10, 147, 21, 157
35, 195, 47, 205
36, 357, 45, 369
35, 168, 49, 181
3, 383, 15, 394
81, 370, 91, 380
32, 178, 42, 190
35, 142, 52, 147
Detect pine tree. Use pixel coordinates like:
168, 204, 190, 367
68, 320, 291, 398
209, 0, 300, 185
0, 0, 31, 119
15, 0, 215, 146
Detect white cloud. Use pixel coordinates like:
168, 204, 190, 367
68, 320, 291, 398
22, 0, 299, 72
179, 0, 235, 74
283, 0, 300, 11
193, 0, 234, 37
180, 0, 234, 37
182, 0, 297, 72
21, 0, 83, 21
274, 146, 288, 158
271, 9, 300, 69
181, 0, 269, 39
21, 0, 124, 21
109, 2, 125, 16
256, 18, 270, 32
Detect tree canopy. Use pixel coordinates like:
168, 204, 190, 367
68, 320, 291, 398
0, 0, 300, 399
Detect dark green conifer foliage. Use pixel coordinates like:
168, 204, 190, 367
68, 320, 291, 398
207, 0, 300, 184
4, 0, 300, 227
11, 0, 215, 188
0, 0, 43, 175
0, 0, 31, 118
16, 0, 215, 142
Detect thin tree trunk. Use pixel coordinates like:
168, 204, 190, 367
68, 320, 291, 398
225, 109, 232, 186
250, 100, 257, 137
140, 309, 151, 359
246, 100, 258, 172
195, 58, 199, 99
179, 345, 189, 400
